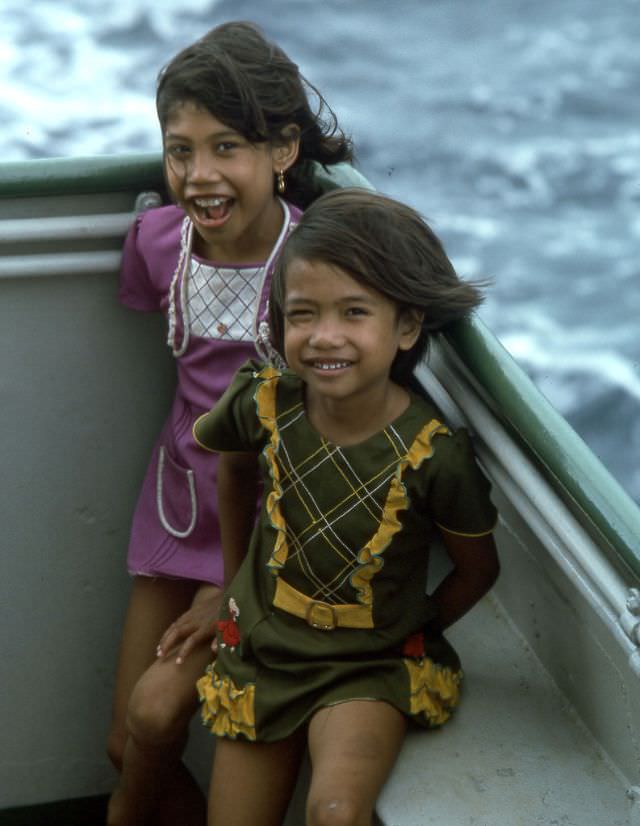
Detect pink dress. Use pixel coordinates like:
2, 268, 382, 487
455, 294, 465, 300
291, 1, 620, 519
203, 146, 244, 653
118, 199, 301, 584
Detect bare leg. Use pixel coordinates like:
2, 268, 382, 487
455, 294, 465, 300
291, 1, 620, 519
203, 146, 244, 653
106, 576, 213, 826
306, 700, 407, 826
207, 732, 306, 826
110, 641, 213, 825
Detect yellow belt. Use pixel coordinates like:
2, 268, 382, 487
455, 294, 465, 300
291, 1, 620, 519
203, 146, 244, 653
273, 577, 373, 630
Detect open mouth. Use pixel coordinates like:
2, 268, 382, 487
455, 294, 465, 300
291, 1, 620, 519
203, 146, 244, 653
193, 196, 233, 223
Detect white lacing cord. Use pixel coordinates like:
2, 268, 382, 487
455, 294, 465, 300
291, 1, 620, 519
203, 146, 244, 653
257, 319, 286, 367
156, 446, 198, 539
254, 199, 297, 363
167, 217, 193, 357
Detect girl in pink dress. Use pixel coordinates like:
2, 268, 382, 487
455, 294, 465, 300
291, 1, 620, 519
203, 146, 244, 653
106, 21, 353, 826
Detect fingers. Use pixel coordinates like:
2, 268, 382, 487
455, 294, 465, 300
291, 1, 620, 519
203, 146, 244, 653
156, 623, 178, 657
176, 620, 221, 664
174, 631, 199, 665
156, 620, 191, 661
157, 620, 217, 664
155, 588, 222, 663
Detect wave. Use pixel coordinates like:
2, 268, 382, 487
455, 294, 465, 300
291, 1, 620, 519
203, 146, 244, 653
500, 329, 640, 407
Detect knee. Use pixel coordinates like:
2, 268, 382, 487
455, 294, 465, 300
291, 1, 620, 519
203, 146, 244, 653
307, 793, 368, 826
127, 685, 185, 747
126, 675, 189, 748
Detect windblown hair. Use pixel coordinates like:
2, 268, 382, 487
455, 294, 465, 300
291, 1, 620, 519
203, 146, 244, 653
270, 188, 488, 383
156, 21, 353, 207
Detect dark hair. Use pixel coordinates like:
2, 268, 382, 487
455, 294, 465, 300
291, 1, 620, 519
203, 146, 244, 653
156, 21, 353, 207
269, 188, 488, 383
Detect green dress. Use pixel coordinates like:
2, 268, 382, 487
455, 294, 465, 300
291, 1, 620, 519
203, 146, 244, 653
194, 361, 497, 742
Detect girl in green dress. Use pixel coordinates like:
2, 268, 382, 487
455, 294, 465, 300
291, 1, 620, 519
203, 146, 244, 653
194, 187, 500, 826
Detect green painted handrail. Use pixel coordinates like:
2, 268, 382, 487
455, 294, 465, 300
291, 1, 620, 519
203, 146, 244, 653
446, 316, 640, 578
0, 153, 167, 198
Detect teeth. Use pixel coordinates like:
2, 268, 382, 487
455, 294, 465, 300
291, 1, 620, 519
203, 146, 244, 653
314, 361, 350, 370
194, 197, 226, 207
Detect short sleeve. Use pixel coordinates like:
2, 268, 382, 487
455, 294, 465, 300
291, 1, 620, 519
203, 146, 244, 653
427, 428, 497, 536
193, 361, 267, 453
118, 214, 163, 312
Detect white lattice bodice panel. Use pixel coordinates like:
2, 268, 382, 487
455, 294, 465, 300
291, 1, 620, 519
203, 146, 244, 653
187, 259, 262, 341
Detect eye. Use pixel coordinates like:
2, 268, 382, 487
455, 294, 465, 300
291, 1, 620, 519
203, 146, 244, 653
345, 306, 369, 317
165, 143, 191, 159
285, 308, 314, 323
216, 135, 248, 153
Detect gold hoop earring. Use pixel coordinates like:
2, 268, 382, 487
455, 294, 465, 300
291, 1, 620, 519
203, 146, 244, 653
277, 169, 286, 195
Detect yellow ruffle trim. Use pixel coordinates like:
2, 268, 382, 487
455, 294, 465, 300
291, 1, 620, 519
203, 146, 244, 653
405, 419, 451, 470
197, 666, 257, 741
253, 369, 290, 574
404, 657, 462, 727
350, 418, 451, 606
349, 474, 405, 606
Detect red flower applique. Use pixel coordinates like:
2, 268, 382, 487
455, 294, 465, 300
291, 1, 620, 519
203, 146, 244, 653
217, 597, 241, 651
402, 630, 425, 659
217, 619, 241, 648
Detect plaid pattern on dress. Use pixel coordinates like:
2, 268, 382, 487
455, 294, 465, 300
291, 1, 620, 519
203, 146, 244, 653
263, 389, 421, 607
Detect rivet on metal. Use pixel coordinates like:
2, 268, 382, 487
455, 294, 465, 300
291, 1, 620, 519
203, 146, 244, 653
134, 191, 163, 213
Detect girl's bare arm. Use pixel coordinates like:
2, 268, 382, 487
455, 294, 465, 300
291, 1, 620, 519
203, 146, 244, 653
217, 450, 260, 588
429, 529, 500, 630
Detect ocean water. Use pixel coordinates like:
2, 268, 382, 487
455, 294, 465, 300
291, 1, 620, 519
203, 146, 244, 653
2, 0, 639, 504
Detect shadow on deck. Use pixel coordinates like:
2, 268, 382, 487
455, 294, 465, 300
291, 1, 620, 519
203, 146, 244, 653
0, 795, 108, 825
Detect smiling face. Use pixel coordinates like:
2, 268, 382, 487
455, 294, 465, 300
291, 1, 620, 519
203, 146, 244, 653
163, 101, 298, 263
283, 258, 421, 415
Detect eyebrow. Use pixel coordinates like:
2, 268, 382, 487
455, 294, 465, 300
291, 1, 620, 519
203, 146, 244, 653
285, 293, 377, 305
164, 129, 241, 141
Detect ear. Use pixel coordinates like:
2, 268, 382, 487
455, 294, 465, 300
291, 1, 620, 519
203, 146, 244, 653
272, 124, 301, 172
397, 309, 424, 351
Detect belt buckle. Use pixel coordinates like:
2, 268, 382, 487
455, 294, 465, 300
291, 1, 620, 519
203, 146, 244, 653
306, 601, 337, 631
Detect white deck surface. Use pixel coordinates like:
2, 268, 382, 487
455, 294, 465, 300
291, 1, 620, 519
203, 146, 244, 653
374, 594, 633, 826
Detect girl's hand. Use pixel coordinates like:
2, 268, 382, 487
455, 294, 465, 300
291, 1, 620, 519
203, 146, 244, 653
156, 584, 223, 664
431, 530, 500, 630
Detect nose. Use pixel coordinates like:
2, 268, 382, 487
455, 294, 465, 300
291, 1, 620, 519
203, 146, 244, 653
186, 150, 222, 185
308, 317, 345, 349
